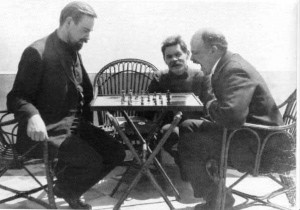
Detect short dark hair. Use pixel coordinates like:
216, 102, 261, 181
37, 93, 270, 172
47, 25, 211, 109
59, 1, 97, 26
161, 35, 188, 56
202, 30, 228, 51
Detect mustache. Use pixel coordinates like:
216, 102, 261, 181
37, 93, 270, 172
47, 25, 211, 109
170, 61, 182, 67
79, 39, 88, 43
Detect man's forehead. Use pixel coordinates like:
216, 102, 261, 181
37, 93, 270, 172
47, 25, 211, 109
165, 44, 183, 53
191, 37, 203, 50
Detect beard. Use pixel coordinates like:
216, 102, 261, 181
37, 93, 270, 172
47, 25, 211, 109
70, 41, 83, 51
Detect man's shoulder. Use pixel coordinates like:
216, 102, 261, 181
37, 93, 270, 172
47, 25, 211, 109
187, 68, 205, 78
27, 32, 54, 55
153, 69, 169, 79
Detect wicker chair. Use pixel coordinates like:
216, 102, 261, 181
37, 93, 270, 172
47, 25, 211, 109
93, 58, 160, 196
93, 58, 159, 139
217, 89, 297, 210
0, 110, 56, 209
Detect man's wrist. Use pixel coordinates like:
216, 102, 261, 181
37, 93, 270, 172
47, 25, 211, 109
206, 99, 217, 122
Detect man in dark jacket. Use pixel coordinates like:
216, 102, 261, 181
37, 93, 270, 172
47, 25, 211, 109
179, 28, 285, 210
7, 2, 125, 209
146, 35, 213, 177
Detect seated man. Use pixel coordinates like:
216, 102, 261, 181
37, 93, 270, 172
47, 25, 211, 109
6, 2, 125, 209
179, 28, 290, 210
146, 35, 213, 174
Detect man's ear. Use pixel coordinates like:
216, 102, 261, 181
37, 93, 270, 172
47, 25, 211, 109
211, 45, 218, 54
65, 17, 73, 27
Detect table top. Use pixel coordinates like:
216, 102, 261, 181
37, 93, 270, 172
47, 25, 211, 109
90, 93, 203, 111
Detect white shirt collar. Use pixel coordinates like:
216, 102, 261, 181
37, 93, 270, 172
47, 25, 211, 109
211, 57, 221, 75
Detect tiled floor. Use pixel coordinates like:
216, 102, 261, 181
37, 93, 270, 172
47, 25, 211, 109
0, 153, 296, 210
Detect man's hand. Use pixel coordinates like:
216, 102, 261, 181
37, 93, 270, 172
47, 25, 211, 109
27, 114, 48, 141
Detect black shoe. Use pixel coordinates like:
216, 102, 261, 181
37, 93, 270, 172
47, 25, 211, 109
54, 185, 92, 210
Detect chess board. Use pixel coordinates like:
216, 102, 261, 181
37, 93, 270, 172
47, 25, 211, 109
91, 93, 203, 111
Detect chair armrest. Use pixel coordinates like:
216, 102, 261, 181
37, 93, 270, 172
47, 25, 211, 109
242, 122, 296, 132
0, 119, 18, 127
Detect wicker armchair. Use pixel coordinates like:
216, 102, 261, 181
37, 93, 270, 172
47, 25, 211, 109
217, 89, 296, 210
0, 110, 56, 209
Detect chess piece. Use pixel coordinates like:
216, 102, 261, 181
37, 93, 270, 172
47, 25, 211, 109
158, 93, 162, 99
166, 90, 171, 104
141, 96, 144, 105
147, 92, 150, 102
121, 90, 125, 103
128, 89, 133, 105
128, 96, 132, 105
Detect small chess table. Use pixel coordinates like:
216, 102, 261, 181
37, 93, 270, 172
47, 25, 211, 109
90, 93, 203, 210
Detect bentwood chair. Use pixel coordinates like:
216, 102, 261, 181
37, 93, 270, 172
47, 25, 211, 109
93, 58, 159, 140
217, 89, 297, 210
0, 110, 56, 209
93, 58, 160, 196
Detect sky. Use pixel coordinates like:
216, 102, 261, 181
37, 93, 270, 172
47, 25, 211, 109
0, 0, 298, 73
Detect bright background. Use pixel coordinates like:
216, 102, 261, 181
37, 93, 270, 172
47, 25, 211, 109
0, 0, 298, 74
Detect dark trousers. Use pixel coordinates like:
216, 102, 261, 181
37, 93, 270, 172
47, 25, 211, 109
159, 124, 179, 157
178, 119, 224, 201
158, 111, 202, 158
55, 121, 125, 198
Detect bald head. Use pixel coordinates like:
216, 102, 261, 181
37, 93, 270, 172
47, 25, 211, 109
190, 28, 227, 75
191, 28, 228, 52
59, 1, 97, 26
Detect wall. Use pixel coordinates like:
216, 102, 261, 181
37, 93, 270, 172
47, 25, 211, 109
0, 0, 298, 74
0, 0, 298, 109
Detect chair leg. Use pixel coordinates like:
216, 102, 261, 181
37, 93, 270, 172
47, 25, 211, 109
217, 128, 229, 210
279, 174, 296, 206
43, 141, 57, 209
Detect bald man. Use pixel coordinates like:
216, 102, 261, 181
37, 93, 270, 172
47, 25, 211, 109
178, 28, 286, 210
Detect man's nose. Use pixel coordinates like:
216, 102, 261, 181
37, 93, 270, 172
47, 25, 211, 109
170, 56, 178, 61
190, 54, 196, 62
85, 33, 90, 41
190, 55, 194, 62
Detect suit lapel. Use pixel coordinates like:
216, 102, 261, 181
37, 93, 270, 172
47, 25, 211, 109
211, 51, 233, 89
52, 32, 77, 86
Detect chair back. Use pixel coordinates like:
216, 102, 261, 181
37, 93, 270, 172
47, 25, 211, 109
279, 89, 297, 138
0, 111, 20, 170
93, 58, 159, 125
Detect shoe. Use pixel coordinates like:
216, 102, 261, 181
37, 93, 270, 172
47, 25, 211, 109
54, 185, 92, 209
194, 192, 235, 210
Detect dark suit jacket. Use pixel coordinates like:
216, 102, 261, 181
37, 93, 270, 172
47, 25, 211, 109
147, 68, 213, 105
146, 68, 213, 122
7, 30, 94, 149
208, 51, 283, 129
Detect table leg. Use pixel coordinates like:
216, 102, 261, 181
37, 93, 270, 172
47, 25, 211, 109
122, 110, 181, 200
107, 111, 182, 210
113, 168, 144, 210
153, 157, 181, 200
145, 169, 175, 210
